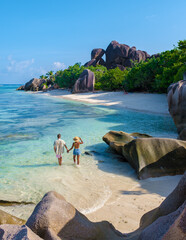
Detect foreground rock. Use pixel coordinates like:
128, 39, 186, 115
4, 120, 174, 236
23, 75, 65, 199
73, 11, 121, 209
72, 69, 95, 93
0, 224, 42, 239
103, 131, 186, 179
126, 172, 186, 240
1, 174, 185, 239
24, 78, 46, 91
26, 191, 124, 240
167, 80, 186, 140
0, 209, 25, 225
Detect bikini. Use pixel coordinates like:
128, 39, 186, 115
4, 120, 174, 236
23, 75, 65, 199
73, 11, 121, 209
73, 142, 81, 156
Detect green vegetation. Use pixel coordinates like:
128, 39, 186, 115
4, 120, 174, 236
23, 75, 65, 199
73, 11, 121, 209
55, 63, 85, 88
123, 40, 186, 92
40, 40, 186, 93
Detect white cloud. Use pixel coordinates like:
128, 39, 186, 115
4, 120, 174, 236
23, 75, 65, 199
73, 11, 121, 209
52, 61, 66, 71
7, 56, 35, 73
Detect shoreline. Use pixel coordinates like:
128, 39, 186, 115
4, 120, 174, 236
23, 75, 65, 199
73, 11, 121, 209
31, 89, 169, 115
21, 88, 182, 233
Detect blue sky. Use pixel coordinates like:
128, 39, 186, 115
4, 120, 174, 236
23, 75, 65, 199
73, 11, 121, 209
0, 0, 185, 84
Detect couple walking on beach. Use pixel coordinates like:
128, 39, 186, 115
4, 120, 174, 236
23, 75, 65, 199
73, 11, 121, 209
53, 134, 83, 166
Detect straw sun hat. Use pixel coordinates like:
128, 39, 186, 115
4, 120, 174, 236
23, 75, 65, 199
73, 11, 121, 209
73, 136, 80, 142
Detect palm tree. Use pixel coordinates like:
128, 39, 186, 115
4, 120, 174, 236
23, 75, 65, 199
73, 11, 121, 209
46, 71, 55, 82
40, 75, 47, 79
46, 71, 54, 77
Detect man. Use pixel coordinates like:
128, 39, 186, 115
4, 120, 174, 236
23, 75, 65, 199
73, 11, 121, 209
54, 134, 68, 165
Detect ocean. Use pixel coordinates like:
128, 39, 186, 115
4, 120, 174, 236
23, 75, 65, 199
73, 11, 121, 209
0, 84, 178, 219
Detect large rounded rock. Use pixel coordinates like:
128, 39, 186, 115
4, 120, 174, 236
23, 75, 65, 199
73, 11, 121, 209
106, 41, 130, 68
162, 205, 186, 240
0, 209, 26, 225
84, 59, 97, 67
26, 191, 124, 240
139, 201, 186, 240
72, 69, 95, 93
103, 131, 152, 155
0, 224, 42, 239
16, 85, 25, 90
24, 78, 46, 91
103, 131, 186, 179
91, 48, 105, 61
167, 80, 186, 140
128, 49, 146, 62
125, 172, 186, 240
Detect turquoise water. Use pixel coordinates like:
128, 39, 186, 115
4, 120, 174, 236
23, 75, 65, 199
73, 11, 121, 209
0, 84, 177, 218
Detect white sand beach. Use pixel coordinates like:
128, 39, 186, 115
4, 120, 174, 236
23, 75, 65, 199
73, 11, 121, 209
28, 89, 181, 233
36, 89, 169, 115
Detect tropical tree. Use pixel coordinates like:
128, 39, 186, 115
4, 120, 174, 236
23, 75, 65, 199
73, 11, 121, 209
39, 75, 47, 79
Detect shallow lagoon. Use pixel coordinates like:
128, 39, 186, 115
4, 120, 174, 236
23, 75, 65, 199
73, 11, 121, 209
0, 84, 178, 219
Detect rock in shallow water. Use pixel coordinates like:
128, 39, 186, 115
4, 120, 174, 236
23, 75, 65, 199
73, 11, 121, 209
103, 131, 186, 179
24, 78, 46, 91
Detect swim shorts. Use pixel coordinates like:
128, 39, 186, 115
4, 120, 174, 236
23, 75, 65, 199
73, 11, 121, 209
56, 154, 61, 158
73, 148, 81, 156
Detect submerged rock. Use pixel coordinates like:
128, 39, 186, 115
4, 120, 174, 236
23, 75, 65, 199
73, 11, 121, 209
0, 209, 25, 225
72, 69, 95, 93
167, 80, 186, 140
0, 224, 42, 239
26, 191, 124, 240
103, 131, 186, 179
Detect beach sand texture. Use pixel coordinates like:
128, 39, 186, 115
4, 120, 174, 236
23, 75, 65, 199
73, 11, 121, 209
37, 89, 169, 115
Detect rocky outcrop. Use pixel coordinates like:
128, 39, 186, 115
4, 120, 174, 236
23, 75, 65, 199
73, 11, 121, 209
103, 131, 186, 179
91, 48, 105, 61
72, 69, 95, 93
138, 202, 186, 240
0, 224, 42, 239
24, 78, 46, 91
84, 40, 151, 69
0, 209, 25, 225
26, 191, 124, 240
162, 205, 186, 240
84, 58, 97, 67
16, 85, 25, 90
125, 172, 186, 240
0, 174, 185, 239
84, 49, 106, 67
103, 131, 152, 156
167, 80, 186, 140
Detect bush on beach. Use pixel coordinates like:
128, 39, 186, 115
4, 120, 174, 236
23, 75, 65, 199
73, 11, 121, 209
123, 40, 186, 92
